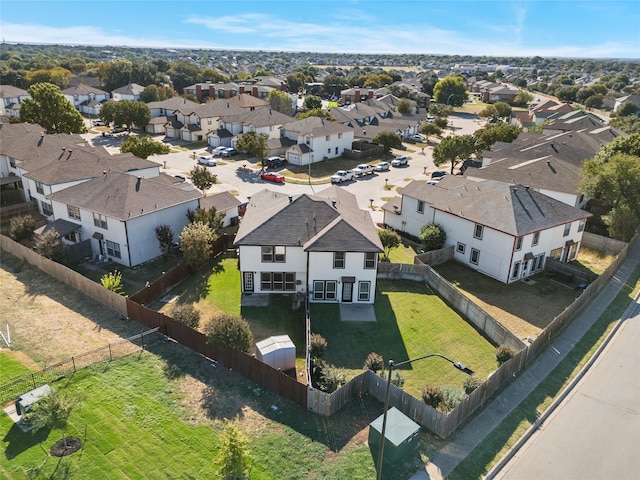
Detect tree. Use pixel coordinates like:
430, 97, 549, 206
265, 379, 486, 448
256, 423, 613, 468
616, 101, 639, 117
372, 131, 402, 154
168, 61, 200, 94
100, 100, 151, 130
120, 135, 170, 159
180, 221, 215, 270
304, 95, 322, 110
584, 95, 604, 109
140, 84, 176, 103
189, 165, 217, 193
8, 215, 36, 243
433, 135, 478, 174
396, 98, 414, 115
20, 82, 86, 134
296, 109, 335, 121
432, 75, 468, 107
218, 422, 253, 480
170, 304, 201, 329
29, 389, 78, 451
609, 116, 640, 135
493, 101, 512, 118
474, 123, 522, 153
101, 270, 125, 295
420, 122, 443, 139
187, 206, 224, 232
513, 90, 534, 106
235, 131, 269, 159
36, 230, 64, 261
155, 224, 174, 260
204, 313, 253, 352
378, 227, 401, 260
420, 223, 447, 251
429, 104, 453, 118
495, 345, 516, 365
267, 90, 294, 115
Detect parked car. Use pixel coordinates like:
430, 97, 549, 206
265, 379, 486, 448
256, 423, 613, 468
212, 146, 228, 156
266, 156, 287, 168
351, 163, 375, 177
110, 126, 127, 134
260, 172, 285, 183
197, 155, 217, 166
92, 119, 105, 126
222, 147, 239, 157
409, 134, 425, 143
430, 171, 447, 179
391, 156, 409, 167
374, 161, 390, 172
331, 170, 354, 183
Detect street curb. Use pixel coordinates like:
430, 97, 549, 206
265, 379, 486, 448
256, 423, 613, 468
484, 288, 640, 479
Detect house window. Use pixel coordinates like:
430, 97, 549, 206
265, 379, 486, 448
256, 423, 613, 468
274, 246, 285, 262
512, 261, 521, 279
261, 246, 285, 262
338, 133, 342, 139
305, 136, 311, 145
93, 212, 108, 229
41, 201, 53, 217
532, 232, 540, 246
65, 231, 82, 243
470, 248, 480, 265
313, 280, 337, 300
325, 135, 330, 141
260, 272, 296, 291
35, 182, 44, 195
335, 147, 338, 154
106, 240, 121, 259
536, 254, 545, 271
9, 158, 16, 168
327, 148, 331, 154
364, 252, 376, 269
417, 200, 425, 214
515, 236, 522, 251
67, 205, 81, 220
456, 242, 466, 254
578, 218, 586, 232
549, 247, 563, 260
358, 281, 371, 302
334, 252, 345, 269
474, 224, 484, 240
563, 223, 571, 237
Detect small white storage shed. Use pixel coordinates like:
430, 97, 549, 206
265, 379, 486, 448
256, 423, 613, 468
255, 335, 296, 371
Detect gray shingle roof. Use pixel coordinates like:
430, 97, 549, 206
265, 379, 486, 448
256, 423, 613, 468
200, 191, 241, 212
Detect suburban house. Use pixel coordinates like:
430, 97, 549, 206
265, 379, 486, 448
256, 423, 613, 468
145, 97, 200, 135
276, 117, 354, 165
164, 98, 247, 142
183, 80, 282, 103
463, 128, 623, 208
111, 83, 145, 101
234, 186, 383, 303
61, 84, 110, 116
382, 176, 592, 284
468, 79, 519, 104
613, 94, 640, 112
199, 191, 244, 227
45, 171, 201, 267
208, 106, 293, 150
0, 85, 30, 118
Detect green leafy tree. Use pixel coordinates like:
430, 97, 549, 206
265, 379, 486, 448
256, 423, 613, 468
170, 304, 201, 329
204, 313, 253, 352
321, 74, 348, 98
584, 95, 604, 109
20, 82, 86, 134
372, 131, 402, 154
495, 345, 516, 365
100, 100, 151, 130
609, 116, 640, 135
433, 75, 468, 107
155, 224, 174, 259
433, 134, 478, 174
493, 101, 512, 118
101, 270, 125, 295
267, 90, 294, 115
513, 90, 534, 106
140, 84, 176, 103
218, 422, 253, 480
180, 221, 215, 270
378, 227, 401, 260
8, 215, 36, 243
189, 165, 217, 193
235, 131, 269, 159
36, 230, 64, 261
98, 58, 133, 92
29, 389, 78, 451
420, 122, 443, 139
168, 61, 200, 94
396, 98, 414, 115
429, 104, 453, 118
120, 135, 170, 159
286, 71, 310, 93
474, 123, 522, 153
186, 206, 224, 232
419, 223, 447, 251
616, 101, 639, 117
304, 95, 322, 110
296, 109, 335, 121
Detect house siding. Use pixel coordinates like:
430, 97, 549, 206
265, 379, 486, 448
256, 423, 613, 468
308, 251, 377, 303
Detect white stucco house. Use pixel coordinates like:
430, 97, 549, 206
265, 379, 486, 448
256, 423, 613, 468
111, 83, 145, 101
0, 85, 30, 118
61, 84, 110, 116
382, 176, 592, 284
234, 186, 383, 303
208, 106, 293, 149
278, 117, 354, 166
199, 191, 244, 227
46, 171, 201, 267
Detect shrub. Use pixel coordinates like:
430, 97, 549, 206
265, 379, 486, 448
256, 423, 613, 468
36, 230, 64, 261
218, 421, 253, 480
8, 215, 35, 243
421, 385, 444, 408
101, 270, 125, 295
390, 370, 405, 388
419, 222, 447, 251
463, 376, 483, 394
495, 344, 516, 365
318, 364, 347, 393
170, 304, 201, 329
204, 313, 253, 352
363, 352, 384, 372
440, 386, 466, 412
309, 333, 327, 359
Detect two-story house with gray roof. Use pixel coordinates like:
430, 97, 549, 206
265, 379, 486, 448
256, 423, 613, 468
61, 84, 110, 116
382, 177, 591, 284
234, 186, 383, 303
111, 83, 145, 102
208, 106, 293, 150
278, 117, 354, 166
0, 85, 30, 118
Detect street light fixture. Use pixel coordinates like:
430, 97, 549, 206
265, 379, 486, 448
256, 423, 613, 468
375, 354, 474, 480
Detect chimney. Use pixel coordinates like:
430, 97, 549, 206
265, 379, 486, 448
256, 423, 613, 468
354, 89, 361, 103
195, 84, 202, 102
252, 86, 258, 97
239, 85, 245, 94
368, 90, 374, 99
209, 85, 215, 99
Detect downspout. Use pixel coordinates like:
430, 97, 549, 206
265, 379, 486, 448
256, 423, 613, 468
123, 220, 132, 267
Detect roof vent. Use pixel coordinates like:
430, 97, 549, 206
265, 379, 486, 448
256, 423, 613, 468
332, 201, 337, 208
288, 196, 293, 203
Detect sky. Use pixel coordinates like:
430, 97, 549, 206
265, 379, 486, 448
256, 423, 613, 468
1, 0, 639, 59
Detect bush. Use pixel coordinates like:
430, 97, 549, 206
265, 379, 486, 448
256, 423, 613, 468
317, 364, 347, 393
463, 376, 483, 394
8, 215, 35, 243
390, 370, 405, 388
101, 270, 125, 295
440, 386, 466, 412
309, 333, 327, 359
170, 304, 201, 329
421, 385, 444, 408
363, 352, 384, 372
419, 222, 447, 251
36, 230, 64, 261
495, 344, 516, 365
204, 313, 253, 352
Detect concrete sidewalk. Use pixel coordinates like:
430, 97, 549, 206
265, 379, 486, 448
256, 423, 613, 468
411, 237, 640, 480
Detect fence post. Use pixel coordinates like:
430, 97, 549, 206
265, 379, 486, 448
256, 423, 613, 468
32, 373, 37, 390
109, 344, 112, 362
72, 356, 76, 373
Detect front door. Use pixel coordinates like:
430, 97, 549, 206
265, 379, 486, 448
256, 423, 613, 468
342, 281, 353, 302
243, 272, 254, 292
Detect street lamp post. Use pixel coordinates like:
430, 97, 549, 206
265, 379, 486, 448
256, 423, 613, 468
375, 354, 474, 480
446, 94, 454, 106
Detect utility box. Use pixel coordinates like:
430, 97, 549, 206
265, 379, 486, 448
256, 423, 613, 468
369, 407, 420, 466
255, 335, 296, 371
15, 384, 52, 416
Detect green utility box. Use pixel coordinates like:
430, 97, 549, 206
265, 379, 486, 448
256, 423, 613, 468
369, 407, 420, 465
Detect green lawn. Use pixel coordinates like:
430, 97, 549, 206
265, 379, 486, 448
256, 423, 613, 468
0, 352, 37, 384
